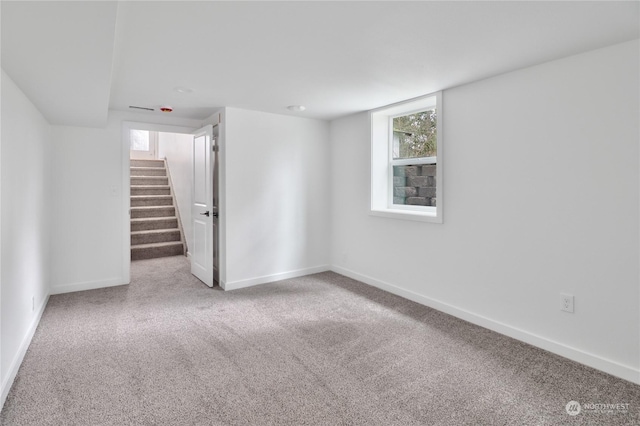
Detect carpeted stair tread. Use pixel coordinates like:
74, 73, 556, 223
131, 216, 179, 231
130, 216, 178, 223
131, 195, 173, 199
131, 229, 181, 245
130, 176, 168, 185
131, 185, 171, 189
131, 195, 174, 207
131, 229, 180, 236
130, 241, 184, 260
131, 185, 171, 196
130, 159, 164, 168
131, 241, 183, 248
130, 167, 167, 177
131, 206, 175, 210
130, 166, 166, 171
131, 205, 175, 218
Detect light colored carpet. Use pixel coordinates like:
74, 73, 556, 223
1, 255, 639, 425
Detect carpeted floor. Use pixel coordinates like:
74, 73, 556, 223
1, 256, 639, 425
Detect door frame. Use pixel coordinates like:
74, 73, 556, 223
121, 121, 198, 284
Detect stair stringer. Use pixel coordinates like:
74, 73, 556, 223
162, 157, 188, 256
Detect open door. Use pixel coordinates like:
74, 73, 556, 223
191, 124, 219, 287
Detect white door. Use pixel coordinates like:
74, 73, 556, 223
191, 125, 215, 287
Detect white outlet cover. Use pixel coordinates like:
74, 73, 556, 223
561, 293, 574, 313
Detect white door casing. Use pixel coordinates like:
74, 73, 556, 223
211, 127, 220, 283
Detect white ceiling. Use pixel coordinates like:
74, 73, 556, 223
2, 1, 118, 127
2, 1, 639, 127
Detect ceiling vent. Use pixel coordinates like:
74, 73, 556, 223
129, 105, 155, 111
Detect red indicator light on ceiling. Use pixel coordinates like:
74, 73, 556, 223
159, 106, 173, 112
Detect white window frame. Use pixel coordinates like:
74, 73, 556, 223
370, 91, 443, 223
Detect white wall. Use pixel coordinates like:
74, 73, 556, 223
223, 108, 331, 289
330, 40, 640, 383
1, 70, 52, 404
52, 107, 327, 294
50, 111, 202, 294
158, 132, 194, 252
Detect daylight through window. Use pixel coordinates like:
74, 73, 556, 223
370, 92, 443, 223
130, 129, 150, 151
391, 109, 437, 207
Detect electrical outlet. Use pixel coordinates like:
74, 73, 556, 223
561, 293, 574, 313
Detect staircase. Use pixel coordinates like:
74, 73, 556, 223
130, 159, 185, 260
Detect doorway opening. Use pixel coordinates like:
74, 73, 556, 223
129, 130, 188, 262
122, 122, 220, 288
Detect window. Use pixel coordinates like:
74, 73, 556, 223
370, 92, 442, 223
130, 129, 150, 151
129, 129, 159, 160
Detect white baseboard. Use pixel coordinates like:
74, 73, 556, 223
331, 265, 640, 385
1, 294, 50, 410
222, 265, 330, 291
50, 277, 127, 295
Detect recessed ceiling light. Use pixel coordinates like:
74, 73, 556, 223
174, 86, 194, 94
287, 105, 306, 112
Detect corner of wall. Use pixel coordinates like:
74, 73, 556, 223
1, 69, 54, 411
0, 294, 50, 410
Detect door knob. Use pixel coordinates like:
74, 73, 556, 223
200, 211, 210, 217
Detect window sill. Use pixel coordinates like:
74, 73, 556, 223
369, 208, 442, 223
